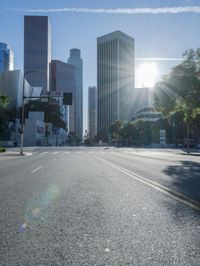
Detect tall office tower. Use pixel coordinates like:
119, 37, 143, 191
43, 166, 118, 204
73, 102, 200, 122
0, 43, 14, 72
97, 31, 135, 132
68, 48, 83, 139
24, 16, 51, 93
88, 86, 97, 139
51, 60, 76, 131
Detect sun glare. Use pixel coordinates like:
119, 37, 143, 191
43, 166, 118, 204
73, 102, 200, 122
136, 63, 158, 88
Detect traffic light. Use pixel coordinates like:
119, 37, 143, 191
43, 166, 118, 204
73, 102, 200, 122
63, 92, 72, 105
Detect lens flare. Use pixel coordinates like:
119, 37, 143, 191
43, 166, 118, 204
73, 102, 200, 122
19, 184, 60, 232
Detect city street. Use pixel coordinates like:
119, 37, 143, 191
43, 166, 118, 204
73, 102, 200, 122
0, 147, 200, 265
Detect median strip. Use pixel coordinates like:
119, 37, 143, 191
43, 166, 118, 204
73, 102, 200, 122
94, 154, 200, 212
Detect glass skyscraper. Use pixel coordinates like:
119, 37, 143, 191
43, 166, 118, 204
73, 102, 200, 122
97, 31, 135, 132
51, 60, 76, 132
88, 86, 97, 139
68, 49, 83, 139
0, 43, 14, 72
24, 16, 51, 93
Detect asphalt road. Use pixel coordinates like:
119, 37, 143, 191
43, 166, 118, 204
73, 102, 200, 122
0, 147, 200, 265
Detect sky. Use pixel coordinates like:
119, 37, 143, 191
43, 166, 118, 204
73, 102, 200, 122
0, 0, 200, 130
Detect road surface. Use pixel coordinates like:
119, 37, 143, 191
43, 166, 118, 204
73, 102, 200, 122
0, 147, 200, 265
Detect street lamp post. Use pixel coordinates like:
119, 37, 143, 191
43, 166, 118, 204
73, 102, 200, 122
20, 71, 37, 155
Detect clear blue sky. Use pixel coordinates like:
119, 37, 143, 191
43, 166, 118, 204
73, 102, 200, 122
1, 0, 200, 130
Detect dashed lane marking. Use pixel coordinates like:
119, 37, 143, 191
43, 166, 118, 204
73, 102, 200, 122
40, 152, 49, 155
51, 151, 59, 155
31, 165, 43, 174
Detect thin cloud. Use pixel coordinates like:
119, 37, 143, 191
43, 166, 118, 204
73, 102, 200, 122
136, 58, 183, 61
5, 6, 200, 15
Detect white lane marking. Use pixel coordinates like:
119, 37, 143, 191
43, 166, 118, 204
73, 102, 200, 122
64, 151, 70, 154
94, 155, 200, 212
51, 151, 59, 155
40, 152, 49, 155
31, 165, 43, 174
77, 151, 83, 154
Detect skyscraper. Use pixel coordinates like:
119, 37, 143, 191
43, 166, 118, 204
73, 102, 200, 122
0, 43, 14, 72
97, 31, 135, 132
88, 86, 97, 139
68, 49, 83, 139
24, 16, 51, 93
51, 60, 76, 132
51, 60, 75, 93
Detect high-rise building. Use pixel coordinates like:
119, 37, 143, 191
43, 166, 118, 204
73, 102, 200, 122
51, 60, 75, 93
51, 60, 76, 132
24, 16, 51, 93
88, 86, 97, 139
68, 48, 83, 139
97, 31, 135, 132
0, 43, 14, 72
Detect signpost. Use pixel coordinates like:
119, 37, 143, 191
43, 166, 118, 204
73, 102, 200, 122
160, 129, 166, 146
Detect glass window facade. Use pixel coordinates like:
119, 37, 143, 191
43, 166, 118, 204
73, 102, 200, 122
24, 16, 51, 93
97, 31, 135, 132
0, 43, 14, 72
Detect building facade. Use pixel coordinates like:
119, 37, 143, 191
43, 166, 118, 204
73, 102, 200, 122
97, 31, 135, 132
50, 60, 76, 132
88, 86, 97, 139
0, 43, 14, 72
0, 70, 32, 110
24, 16, 51, 93
68, 48, 83, 139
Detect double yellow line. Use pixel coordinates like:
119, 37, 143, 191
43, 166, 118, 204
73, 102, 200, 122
94, 154, 200, 212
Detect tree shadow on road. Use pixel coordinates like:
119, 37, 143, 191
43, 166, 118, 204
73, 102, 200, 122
163, 160, 200, 202
161, 160, 200, 225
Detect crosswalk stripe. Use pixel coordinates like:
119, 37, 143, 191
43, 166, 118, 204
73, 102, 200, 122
40, 152, 49, 155
51, 151, 59, 155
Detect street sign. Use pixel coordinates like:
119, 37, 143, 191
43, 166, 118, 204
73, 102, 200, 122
160, 129, 166, 145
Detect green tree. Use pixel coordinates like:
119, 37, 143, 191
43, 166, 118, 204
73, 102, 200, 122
0, 93, 9, 108
121, 121, 136, 145
109, 120, 123, 139
26, 100, 65, 129
0, 93, 9, 139
154, 48, 200, 149
95, 127, 109, 143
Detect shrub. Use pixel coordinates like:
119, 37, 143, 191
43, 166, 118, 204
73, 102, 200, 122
0, 147, 6, 152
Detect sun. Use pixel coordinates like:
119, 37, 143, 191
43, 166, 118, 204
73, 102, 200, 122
136, 63, 158, 88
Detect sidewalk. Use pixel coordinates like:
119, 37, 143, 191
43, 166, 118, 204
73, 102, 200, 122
130, 146, 200, 156
0, 149, 32, 160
